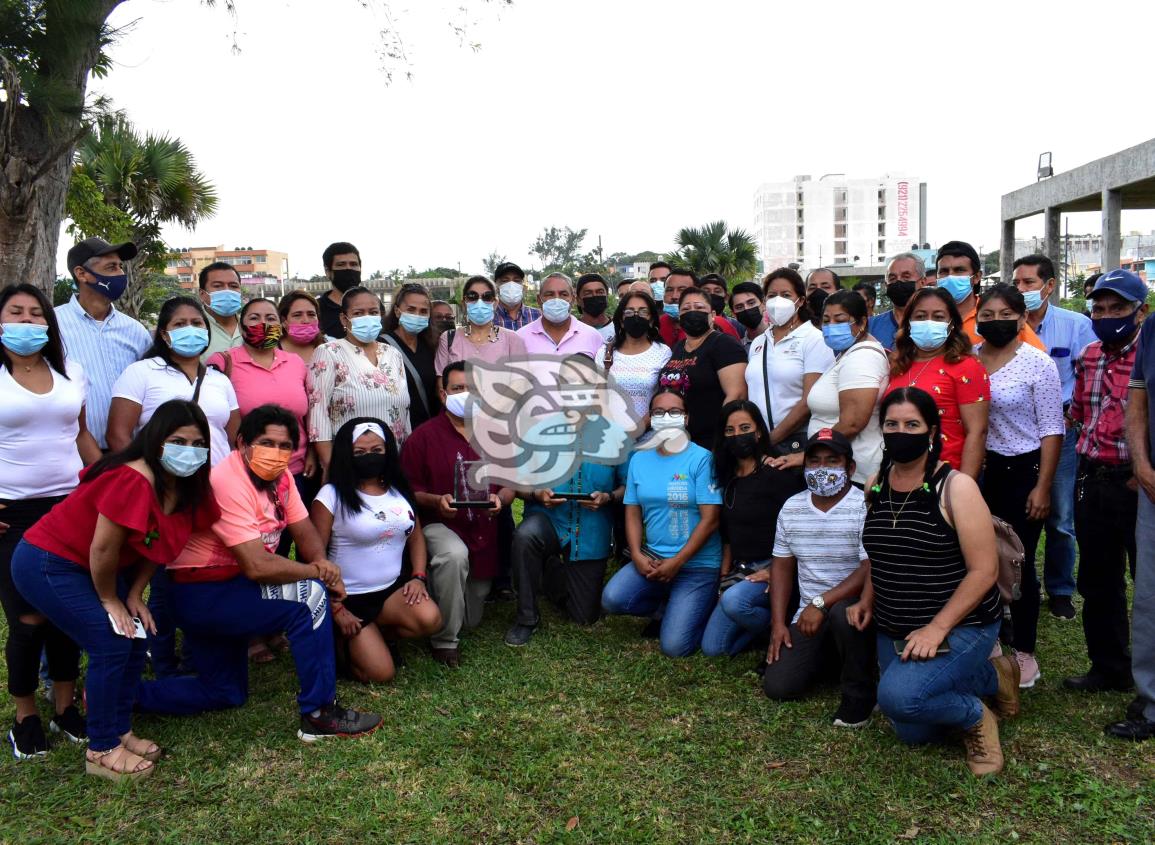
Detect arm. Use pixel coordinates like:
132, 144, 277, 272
1128, 386, 1155, 502
307, 350, 336, 469
957, 401, 989, 479
309, 499, 334, 550
651, 504, 721, 582
225, 409, 241, 452
399, 513, 431, 606
766, 554, 797, 662
75, 406, 102, 466
105, 397, 142, 454
625, 504, 657, 576
832, 388, 880, 438
846, 560, 874, 630
1026, 434, 1062, 520
797, 557, 869, 637
717, 363, 748, 404
720, 543, 732, 578
88, 515, 136, 638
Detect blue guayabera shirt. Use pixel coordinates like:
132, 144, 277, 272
525, 459, 629, 562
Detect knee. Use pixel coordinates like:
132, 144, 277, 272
601, 585, 625, 616
659, 628, 699, 658
17, 612, 46, 627
761, 667, 805, 701
417, 603, 443, 636
876, 672, 920, 723
356, 661, 395, 684
700, 638, 727, 658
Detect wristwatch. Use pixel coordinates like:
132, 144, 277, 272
810, 595, 827, 614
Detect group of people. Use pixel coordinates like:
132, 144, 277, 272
0, 234, 1152, 784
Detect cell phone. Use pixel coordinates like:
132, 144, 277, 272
553, 493, 594, 501
640, 544, 663, 561
109, 613, 147, 639
894, 640, 950, 656
449, 501, 496, 509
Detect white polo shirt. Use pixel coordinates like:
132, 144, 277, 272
746, 321, 833, 429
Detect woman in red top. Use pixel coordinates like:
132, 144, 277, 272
885, 287, 989, 478
11, 400, 219, 781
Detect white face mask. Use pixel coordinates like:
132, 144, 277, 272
650, 411, 686, 431
444, 390, 471, 419
498, 282, 524, 307
765, 296, 798, 327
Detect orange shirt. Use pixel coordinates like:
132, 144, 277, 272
962, 311, 1045, 351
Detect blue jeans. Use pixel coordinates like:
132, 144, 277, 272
1133, 492, 1155, 721
1043, 425, 1078, 598
146, 568, 181, 677
701, 579, 771, 657
601, 564, 718, 657
136, 575, 335, 716
11, 542, 147, 752
876, 621, 1000, 744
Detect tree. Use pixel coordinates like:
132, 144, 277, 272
529, 226, 600, 277
481, 251, 506, 275
982, 249, 1000, 276
664, 221, 759, 287
415, 266, 462, 279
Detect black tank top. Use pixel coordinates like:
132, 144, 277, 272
863, 464, 1003, 639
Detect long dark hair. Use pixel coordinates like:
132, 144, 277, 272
712, 400, 773, 487
867, 386, 943, 505
327, 416, 416, 517
891, 286, 973, 377
145, 296, 210, 367
381, 283, 436, 351
762, 268, 812, 324
0, 283, 69, 377
83, 399, 213, 513
611, 290, 661, 350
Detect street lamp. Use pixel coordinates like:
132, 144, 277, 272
1037, 152, 1053, 181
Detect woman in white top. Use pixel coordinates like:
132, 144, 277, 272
108, 296, 240, 468
308, 287, 411, 473
598, 290, 672, 433
801, 290, 890, 483
0, 283, 101, 757
974, 283, 1064, 688
310, 418, 441, 683
750, 268, 834, 458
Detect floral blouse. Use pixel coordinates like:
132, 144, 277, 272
308, 338, 412, 446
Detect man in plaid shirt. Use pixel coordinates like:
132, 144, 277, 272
492, 262, 542, 331
1066, 269, 1149, 697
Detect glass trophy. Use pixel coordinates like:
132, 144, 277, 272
452, 457, 492, 509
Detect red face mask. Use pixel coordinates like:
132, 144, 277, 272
242, 322, 283, 349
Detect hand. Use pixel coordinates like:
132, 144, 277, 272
846, 601, 873, 631
1134, 465, 1155, 503
631, 548, 660, 577
333, 605, 362, 638
312, 559, 342, 589
438, 493, 459, 520
488, 493, 503, 514
101, 597, 136, 639
767, 452, 804, 471
767, 623, 792, 663
535, 489, 563, 508
402, 577, 429, 606
650, 556, 683, 583
1025, 485, 1051, 521
901, 623, 948, 662
578, 491, 611, 511
745, 568, 771, 584
303, 450, 320, 479
125, 593, 156, 635
797, 604, 825, 637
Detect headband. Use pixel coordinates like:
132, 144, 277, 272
352, 422, 386, 443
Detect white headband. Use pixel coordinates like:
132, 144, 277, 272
351, 422, 386, 443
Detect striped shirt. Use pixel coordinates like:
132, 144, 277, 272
772, 486, 867, 623
1071, 335, 1138, 465
862, 466, 1002, 639
55, 296, 152, 449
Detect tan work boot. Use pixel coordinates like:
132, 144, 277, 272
962, 703, 1004, 776
990, 654, 1021, 719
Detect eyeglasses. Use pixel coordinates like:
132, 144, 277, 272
622, 308, 651, 318
650, 409, 686, 419
463, 291, 496, 303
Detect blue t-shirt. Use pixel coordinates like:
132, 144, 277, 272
1129, 316, 1155, 468
869, 310, 900, 350
623, 443, 722, 570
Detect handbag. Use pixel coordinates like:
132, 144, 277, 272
719, 559, 773, 593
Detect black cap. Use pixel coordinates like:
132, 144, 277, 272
67, 238, 137, 279
804, 428, 854, 459
493, 262, 525, 281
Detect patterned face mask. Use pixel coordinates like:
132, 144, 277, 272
804, 466, 848, 498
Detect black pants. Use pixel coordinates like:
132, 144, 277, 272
761, 600, 876, 702
1074, 460, 1136, 679
982, 450, 1044, 653
0, 497, 80, 697
510, 511, 606, 627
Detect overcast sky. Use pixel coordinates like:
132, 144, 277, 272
61, 0, 1155, 277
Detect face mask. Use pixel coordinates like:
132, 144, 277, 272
466, 301, 495, 325
242, 322, 282, 349
937, 275, 973, 304
908, 319, 950, 352
398, 313, 429, 334
886, 281, 916, 308
708, 294, 727, 315
679, 311, 711, 337
0, 322, 50, 356
651, 412, 686, 431
247, 444, 290, 481
208, 289, 243, 317
1092, 309, 1140, 345
160, 443, 209, 478
650, 281, 666, 301
353, 452, 388, 480
883, 431, 931, 463
623, 314, 650, 339
83, 269, 128, 301
735, 307, 764, 330
976, 319, 1019, 348
765, 296, 798, 327
581, 296, 608, 317
663, 303, 680, 319
726, 432, 758, 459
286, 322, 320, 344
542, 299, 572, 324
348, 314, 382, 343
435, 318, 456, 333
1022, 289, 1044, 311
804, 466, 848, 498
444, 390, 470, 419
822, 322, 858, 352
331, 269, 361, 293
167, 325, 210, 357
498, 281, 524, 307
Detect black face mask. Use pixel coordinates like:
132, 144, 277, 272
581, 296, 608, 317
708, 294, 727, 316
886, 281, 917, 308
883, 431, 931, 463
331, 269, 361, 293
353, 452, 388, 480
726, 432, 759, 459
735, 307, 764, 330
623, 314, 650, 339
435, 319, 456, 333
679, 311, 711, 337
976, 319, 1019, 348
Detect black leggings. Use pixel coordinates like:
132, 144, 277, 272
0, 497, 81, 698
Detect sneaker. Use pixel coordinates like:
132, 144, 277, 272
1048, 595, 1076, 620
297, 702, 382, 743
832, 696, 874, 728
989, 654, 1021, 719
962, 703, 1004, 776
504, 624, 536, 647
1013, 650, 1040, 689
9, 715, 48, 760
49, 705, 88, 744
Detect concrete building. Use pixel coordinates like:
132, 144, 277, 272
753, 173, 927, 272
1012, 231, 1155, 280
165, 245, 289, 289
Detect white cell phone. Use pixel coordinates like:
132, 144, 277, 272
108, 613, 147, 639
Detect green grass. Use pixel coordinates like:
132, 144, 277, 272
1, 577, 1152, 844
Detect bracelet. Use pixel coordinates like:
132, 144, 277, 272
411, 572, 428, 582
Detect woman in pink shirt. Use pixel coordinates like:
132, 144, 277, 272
278, 291, 325, 366
434, 276, 526, 375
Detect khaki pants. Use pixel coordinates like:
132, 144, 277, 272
424, 523, 490, 649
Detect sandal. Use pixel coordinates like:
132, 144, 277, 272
120, 732, 162, 762
85, 745, 154, 782
248, 641, 276, 664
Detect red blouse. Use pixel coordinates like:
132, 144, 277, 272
883, 354, 988, 471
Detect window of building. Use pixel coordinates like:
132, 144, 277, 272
834, 188, 848, 205
834, 206, 847, 222
834, 223, 848, 239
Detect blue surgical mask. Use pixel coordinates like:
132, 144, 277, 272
937, 275, 973, 304
160, 443, 209, 477
650, 281, 666, 301
822, 322, 857, 352
0, 322, 50, 356
398, 313, 429, 334
663, 303, 680, 319
1022, 289, 1043, 311
908, 319, 950, 352
466, 301, 495, 325
542, 299, 572, 324
208, 289, 243, 317
349, 314, 382, 343
84, 269, 128, 301
167, 325, 210, 357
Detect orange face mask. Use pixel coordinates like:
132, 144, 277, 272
247, 445, 290, 481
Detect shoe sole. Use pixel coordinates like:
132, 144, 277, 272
8, 730, 47, 761
1019, 671, 1041, 689
504, 640, 529, 647
297, 720, 382, 744
85, 758, 154, 782
832, 717, 871, 728
48, 721, 88, 745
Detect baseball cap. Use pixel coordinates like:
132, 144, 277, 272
493, 262, 525, 281
804, 428, 854, 460
67, 238, 138, 278
1090, 268, 1147, 304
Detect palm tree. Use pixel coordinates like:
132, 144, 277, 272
664, 220, 760, 287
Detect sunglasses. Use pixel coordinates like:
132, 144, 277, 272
463, 291, 496, 303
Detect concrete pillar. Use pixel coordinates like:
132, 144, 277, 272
1000, 218, 1015, 284
1044, 206, 1061, 302
1102, 188, 1122, 271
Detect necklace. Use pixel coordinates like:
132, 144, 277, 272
466, 324, 498, 344
887, 479, 920, 529
906, 355, 938, 387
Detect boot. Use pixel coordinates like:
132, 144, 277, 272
962, 703, 1004, 776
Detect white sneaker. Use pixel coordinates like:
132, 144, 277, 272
1013, 650, 1041, 689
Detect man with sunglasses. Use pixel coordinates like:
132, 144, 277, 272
493, 262, 541, 331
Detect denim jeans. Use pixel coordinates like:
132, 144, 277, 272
11, 541, 146, 752
876, 621, 1000, 744
701, 579, 771, 657
145, 568, 181, 677
1043, 425, 1078, 598
1133, 491, 1155, 721
601, 563, 718, 657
